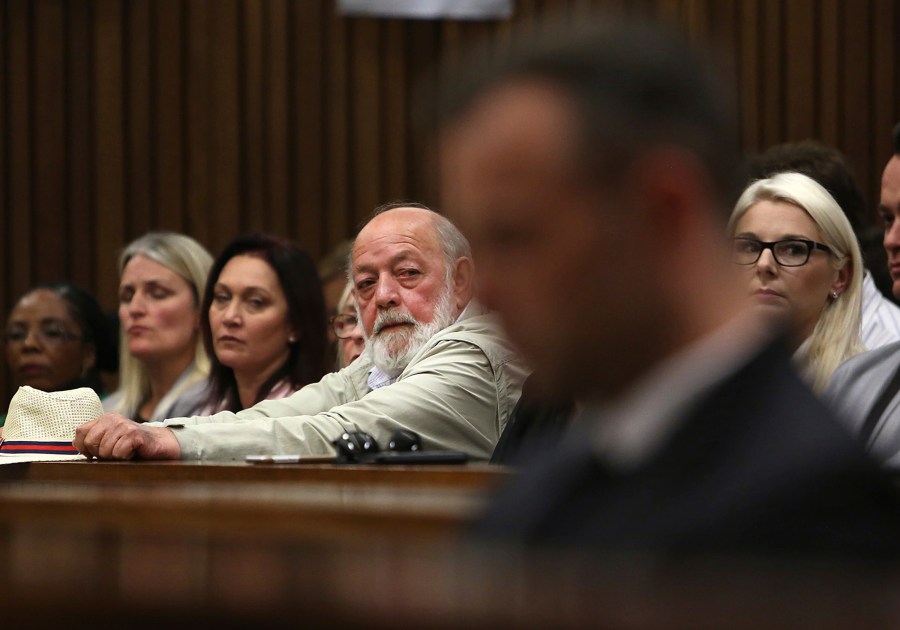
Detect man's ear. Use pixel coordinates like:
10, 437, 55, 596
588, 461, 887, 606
626, 146, 719, 253
451, 257, 476, 311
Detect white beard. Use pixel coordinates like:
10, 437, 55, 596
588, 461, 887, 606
366, 284, 456, 377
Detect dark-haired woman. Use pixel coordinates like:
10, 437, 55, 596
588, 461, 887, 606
201, 234, 328, 412
3, 283, 119, 426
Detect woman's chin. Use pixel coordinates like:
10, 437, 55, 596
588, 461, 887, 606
751, 302, 793, 329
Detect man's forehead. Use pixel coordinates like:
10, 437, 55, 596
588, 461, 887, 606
352, 210, 440, 269
442, 83, 586, 233
452, 82, 577, 162
884, 156, 900, 187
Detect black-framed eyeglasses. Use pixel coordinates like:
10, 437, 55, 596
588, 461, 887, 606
732, 237, 834, 267
1, 323, 83, 346
330, 313, 359, 339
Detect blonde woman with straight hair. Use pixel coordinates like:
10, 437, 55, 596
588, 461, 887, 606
104, 232, 214, 422
729, 171, 864, 392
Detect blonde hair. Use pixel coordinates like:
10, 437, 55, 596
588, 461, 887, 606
114, 232, 214, 416
729, 172, 864, 392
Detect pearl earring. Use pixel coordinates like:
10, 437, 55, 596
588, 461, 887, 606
831, 291, 839, 299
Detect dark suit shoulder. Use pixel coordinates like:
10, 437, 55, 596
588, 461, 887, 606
473, 338, 900, 560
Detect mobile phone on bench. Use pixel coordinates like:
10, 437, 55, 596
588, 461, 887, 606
371, 450, 469, 465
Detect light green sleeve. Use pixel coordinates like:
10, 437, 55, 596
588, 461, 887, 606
162, 359, 369, 427
170, 339, 505, 461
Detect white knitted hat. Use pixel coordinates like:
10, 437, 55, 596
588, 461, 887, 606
0, 386, 102, 464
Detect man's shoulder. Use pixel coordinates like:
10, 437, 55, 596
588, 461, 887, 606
691, 335, 840, 442
427, 310, 521, 362
437, 309, 504, 339
474, 336, 900, 556
833, 340, 900, 383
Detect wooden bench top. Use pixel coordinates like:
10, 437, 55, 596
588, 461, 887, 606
0, 459, 511, 488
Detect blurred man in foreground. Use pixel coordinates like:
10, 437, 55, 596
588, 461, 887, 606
439, 18, 900, 558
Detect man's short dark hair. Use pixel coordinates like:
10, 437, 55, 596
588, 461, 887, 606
436, 16, 740, 210
745, 140, 865, 237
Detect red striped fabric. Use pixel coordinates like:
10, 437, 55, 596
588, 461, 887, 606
0, 440, 79, 455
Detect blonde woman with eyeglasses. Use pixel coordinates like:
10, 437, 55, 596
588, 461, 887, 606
729, 171, 864, 392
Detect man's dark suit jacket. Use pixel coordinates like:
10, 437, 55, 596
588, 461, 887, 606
490, 373, 573, 465
475, 339, 900, 560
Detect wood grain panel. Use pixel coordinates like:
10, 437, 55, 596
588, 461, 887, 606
292, 0, 325, 256
325, 8, 350, 244
0, 2, 8, 320
185, 0, 210, 242
841, 0, 871, 205
7, 0, 33, 300
383, 19, 408, 201
818, 0, 841, 145
738, 0, 761, 150
266, 0, 290, 237
154, 0, 185, 231
785, 0, 816, 139
760, 0, 784, 148
241, 0, 265, 234
125, 0, 152, 236
0, 3, 5, 324
66, 0, 95, 287
351, 18, 381, 216
33, 0, 66, 281
208, 0, 240, 253
93, 0, 126, 304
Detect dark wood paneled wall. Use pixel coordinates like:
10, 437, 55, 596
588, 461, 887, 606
0, 0, 898, 398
